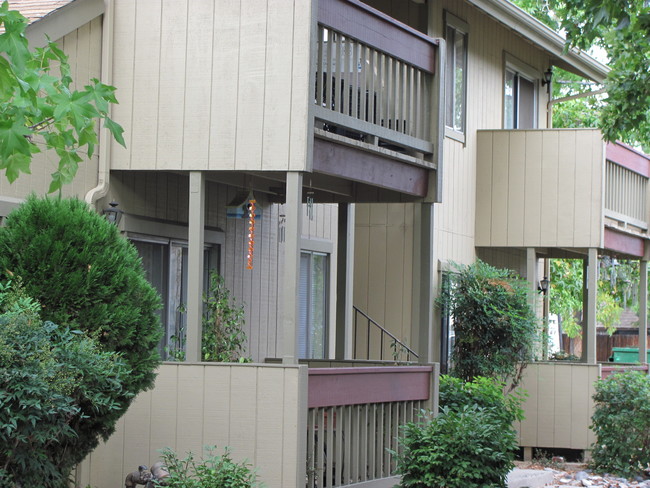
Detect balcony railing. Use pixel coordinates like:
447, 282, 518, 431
315, 0, 437, 156
306, 366, 436, 488
604, 159, 648, 230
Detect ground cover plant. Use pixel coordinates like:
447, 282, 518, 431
590, 371, 650, 478
157, 446, 260, 488
0, 197, 161, 484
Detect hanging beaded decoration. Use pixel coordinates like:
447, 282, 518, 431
246, 199, 256, 270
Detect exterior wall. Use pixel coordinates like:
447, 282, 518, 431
109, 0, 313, 173
516, 362, 600, 451
74, 363, 308, 488
354, 203, 414, 352
106, 171, 338, 362
0, 16, 102, 201
354, 1, 552, 359
476, 129, 604, 249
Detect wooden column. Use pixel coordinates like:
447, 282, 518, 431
639, 260, 648, 364
413, 202, 434, 363
186, 171, 205, 362
282, 172, 303, 365
526, 248, 537, 312
335, 202, 355, 360
583, 249, 598, 364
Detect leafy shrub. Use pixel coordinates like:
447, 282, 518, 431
0, 197, 161, 470
158, 446, 260, 488
0, 282, 131, 487
397, 376, 523, 488
439, 260, 538, 385
590, 371, 650, 478
201, 272, 250, 362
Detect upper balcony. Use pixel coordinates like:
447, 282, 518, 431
476, 129, 650, 257
110, 0, 440, 204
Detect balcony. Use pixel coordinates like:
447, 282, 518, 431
476, 129, 650, 257
311, 0, 440, 202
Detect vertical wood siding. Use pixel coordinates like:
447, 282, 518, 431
475, 129, 604, 249
75, 363, 308, 488
109, 0, 313, 172
0, 17, 102, 199
516, 362, 600, 450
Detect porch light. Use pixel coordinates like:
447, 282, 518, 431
538, 276, 550, 295
542, 68, 553, 92
102, 201, 123, 225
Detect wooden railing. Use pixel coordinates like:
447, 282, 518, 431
604, 159, 648, 229
315, 0, 437, 155
306, 366, 436, 488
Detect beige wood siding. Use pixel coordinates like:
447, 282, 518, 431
516, 362, 600, 450
354, 203, 414, 356
109, 0, 313, 172
75, 363, 308, 488
476, 129, 604, 249
0, 17, 102, 200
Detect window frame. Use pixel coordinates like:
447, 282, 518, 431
503, 54, 541, 129
299, 249, 330, 360
444, 11, 469, 143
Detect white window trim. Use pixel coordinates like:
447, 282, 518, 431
503, 53, 542, 129
444, 11, 469, 143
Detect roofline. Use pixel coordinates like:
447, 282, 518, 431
25, 0, 104, 48
467, 0, 609, 83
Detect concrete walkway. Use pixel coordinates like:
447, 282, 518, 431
508, 468, 554, 488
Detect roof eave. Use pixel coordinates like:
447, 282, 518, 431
24, 0, 104, 48
467, 0, 609, 83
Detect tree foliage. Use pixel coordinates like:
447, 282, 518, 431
514, 0, 650, 150
0, 196, 162, 474
439, 261, 538, 386
0, 1, 125, 192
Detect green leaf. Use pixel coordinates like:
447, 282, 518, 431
103, 116, 125, 147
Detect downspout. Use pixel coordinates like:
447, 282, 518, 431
85, 0, 115, 206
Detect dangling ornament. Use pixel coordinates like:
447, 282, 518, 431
246, 199, 256, 270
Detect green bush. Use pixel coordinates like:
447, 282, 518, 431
439, 260, 538, 384
397, 376, 523, 488
0, 282, 131, 487
158, 446, 260, 488
590, 371, 650, 478
0, 197, 161, 471
201, 272, 249, 362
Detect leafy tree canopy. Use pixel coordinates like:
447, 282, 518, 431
0, 1, 124, 192
514, 0, 650, 150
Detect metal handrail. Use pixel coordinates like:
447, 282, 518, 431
352, 305, 419, 361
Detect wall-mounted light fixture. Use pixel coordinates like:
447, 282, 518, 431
102, 201, 123, 225
538, 276, 550, 295
541, 68, 553, 93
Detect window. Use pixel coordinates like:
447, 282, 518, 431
445, 12, 468, 140
504, 57, 538, 129
299, 251, 329, 359
132, 237, 220, 359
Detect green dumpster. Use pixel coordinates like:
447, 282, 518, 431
610, 347, 650, 363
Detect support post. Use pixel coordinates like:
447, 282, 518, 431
639, 260, 648, 364
186, 171, 205, 362
335, 203, 355, 360
413, 202, 434, 363
282, 172, 303, 365
584, 249, 598, 364
526, 248, 537, 312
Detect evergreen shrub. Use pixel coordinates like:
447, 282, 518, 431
0, 197, 161, 472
